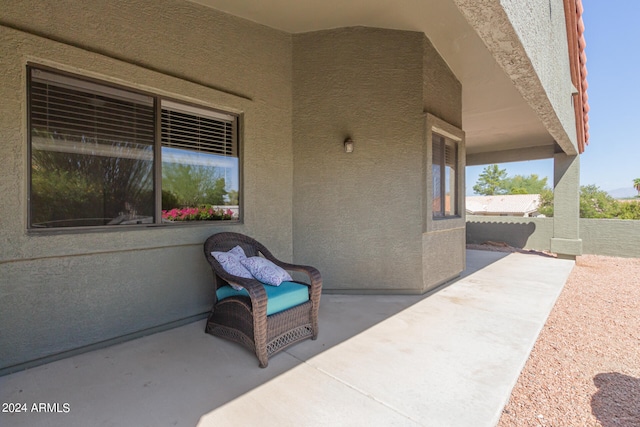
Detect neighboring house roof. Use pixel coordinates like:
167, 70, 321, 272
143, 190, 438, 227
466, 194, 541, 216
564, 0, 590, 153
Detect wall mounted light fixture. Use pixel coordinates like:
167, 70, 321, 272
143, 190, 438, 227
344, 137, 354, 153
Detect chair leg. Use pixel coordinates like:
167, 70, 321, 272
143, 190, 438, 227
253, 315, 269, 368
257, 355, 268, 368
312, 303, 319, 340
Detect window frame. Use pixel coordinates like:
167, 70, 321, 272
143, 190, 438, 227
424, 113, 465, 232
432, 132, 458, 218
27, 64, 242, 232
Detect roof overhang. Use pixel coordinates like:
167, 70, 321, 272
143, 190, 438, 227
188, 0, 582, 157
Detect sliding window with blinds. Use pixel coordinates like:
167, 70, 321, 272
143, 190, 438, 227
159, 100, 239, 218
28, 66, 240, 229
432, 132, 458, 217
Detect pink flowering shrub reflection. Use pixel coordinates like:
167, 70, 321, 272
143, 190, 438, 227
162, 205, 236, 222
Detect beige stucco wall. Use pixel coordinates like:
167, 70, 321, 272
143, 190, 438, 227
0, 0, 293, 372
292, 28, 464, 293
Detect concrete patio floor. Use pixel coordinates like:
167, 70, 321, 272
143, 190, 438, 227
0, 250, 575, 427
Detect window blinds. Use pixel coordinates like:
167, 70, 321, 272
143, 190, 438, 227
161, 100, 236, 157
30, 69, 155, 156
433, 134, 456, 168
444, 142, 457, 167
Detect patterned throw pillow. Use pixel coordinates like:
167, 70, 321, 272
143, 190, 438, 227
240, 256, 293, 287
211, 247, 253, 290
228, 245, 248, 260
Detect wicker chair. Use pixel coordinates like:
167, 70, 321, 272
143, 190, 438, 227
203, 232, 322, 367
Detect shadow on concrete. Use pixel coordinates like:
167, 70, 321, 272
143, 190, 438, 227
285, 249, 516, 366
461, 248, 511, 278
591, 372, 640, 427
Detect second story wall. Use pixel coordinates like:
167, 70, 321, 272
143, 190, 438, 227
454, 0, 579, 154
501, 0, 577, 149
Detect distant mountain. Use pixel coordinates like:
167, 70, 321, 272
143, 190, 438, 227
607, 187, 638, 199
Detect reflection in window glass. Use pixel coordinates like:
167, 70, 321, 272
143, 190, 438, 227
432, 135, 443, 216
161, 149, 239, 221
160, 102, 239, 222
29, 69, 155, 227
28, 67, 240, 229
444, 144, 456, 216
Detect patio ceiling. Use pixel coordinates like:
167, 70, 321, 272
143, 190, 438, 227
188, 0, 561, 157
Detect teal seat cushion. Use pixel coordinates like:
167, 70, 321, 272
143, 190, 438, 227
216, 281, 309, 316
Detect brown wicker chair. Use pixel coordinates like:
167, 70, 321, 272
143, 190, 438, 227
203, 232, 322, 367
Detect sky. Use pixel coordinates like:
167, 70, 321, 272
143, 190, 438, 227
466, 0, 639, 196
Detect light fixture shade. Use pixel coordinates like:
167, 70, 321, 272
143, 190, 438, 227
344, 137, 354, 153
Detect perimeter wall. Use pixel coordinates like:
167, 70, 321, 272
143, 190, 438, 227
467, 216, 640, 258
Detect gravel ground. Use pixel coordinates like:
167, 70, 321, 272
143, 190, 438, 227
497, 254, 640, 427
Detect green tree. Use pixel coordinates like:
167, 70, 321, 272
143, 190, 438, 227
538, 189, 555, 217
31, 133, 154, 226
31, 166, 102, 225
473, 164, 508, 195
634, 178, 640, 197
579, 184, 619, 218
227, 190, 239, 205
503, 174, 549, 195
162, 163, 227, 208
473, 165, 550, 196
617, 201, 640, 219
500, 183, 640, 220
537, 185, 640, 219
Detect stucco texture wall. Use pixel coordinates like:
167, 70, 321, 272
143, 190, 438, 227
467, 216, 640, 259
0, 2, 467, 371
422, 228, 466, 290
292, 27, 463, 293
423, 38, 463, 130
454, 0, 578, 154
580, 219, 640, 258
466, 216, 554, 250
0, 0, 293, 371
500, 0, 577, 147
292, 28, 425, 293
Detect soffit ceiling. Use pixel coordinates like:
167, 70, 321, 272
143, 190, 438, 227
188, 0, 555, 155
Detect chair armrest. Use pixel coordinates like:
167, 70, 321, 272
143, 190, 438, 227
211, 269, 268, 316
249, 239, 322, 293
276, 261, 321, 284
263, 257, 322, 300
